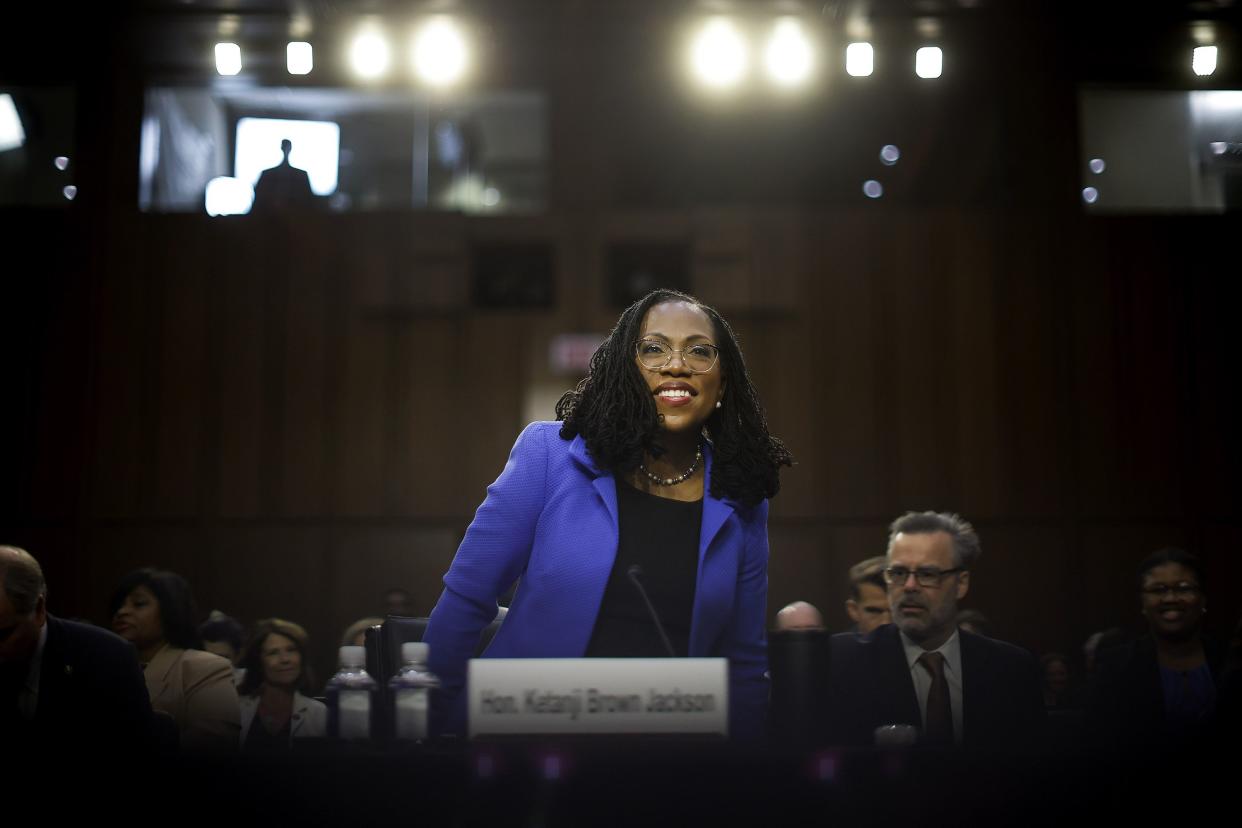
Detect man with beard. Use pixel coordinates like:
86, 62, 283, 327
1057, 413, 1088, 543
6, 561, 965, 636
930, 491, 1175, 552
825, 512, 1044, 747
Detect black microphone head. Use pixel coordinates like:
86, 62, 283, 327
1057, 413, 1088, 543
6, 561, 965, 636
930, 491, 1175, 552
626, 564, 644, 580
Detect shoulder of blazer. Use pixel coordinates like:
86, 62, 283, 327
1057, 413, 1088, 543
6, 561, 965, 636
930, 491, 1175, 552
173, 649, 236, 693
960, 629, 1036, 668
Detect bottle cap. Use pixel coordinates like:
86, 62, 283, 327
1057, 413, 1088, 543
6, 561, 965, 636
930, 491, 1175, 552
339, 645, 366, 668
401, 642, 429, 664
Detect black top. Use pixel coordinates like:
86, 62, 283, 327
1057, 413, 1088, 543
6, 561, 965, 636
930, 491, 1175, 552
584, 479, 702, 658
243, 709, 292, 751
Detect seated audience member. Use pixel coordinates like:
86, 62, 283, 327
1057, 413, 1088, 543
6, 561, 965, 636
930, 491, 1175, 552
1, 546, 153, 751
110, 568, 240, 751
1083, 627, 1127, 677
775, 601, 825, 632
199, 610, 247, 685
1086, 548, 1226, 746
845, 556, 891, 634
237, 618, 326, 750
1040, 652, 1080, 708
342, 616, 385, 647
826, 512, 1044, 748
384, 587, 415, 617
956, 609, 991, 638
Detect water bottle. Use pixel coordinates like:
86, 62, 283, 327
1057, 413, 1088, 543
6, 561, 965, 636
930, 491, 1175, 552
326, 645, 377, 741
389, 642, 440, 742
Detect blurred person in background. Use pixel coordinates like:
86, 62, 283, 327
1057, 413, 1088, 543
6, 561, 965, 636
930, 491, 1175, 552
110, 567, 239, 751
845, 556, 891, 634
774, 600, 825, 632
237, 618, 325, 750
199, 610, 247, 685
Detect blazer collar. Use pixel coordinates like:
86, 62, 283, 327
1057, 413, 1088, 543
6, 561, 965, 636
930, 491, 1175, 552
572, 434, 739, 545
144, 644, 181, 685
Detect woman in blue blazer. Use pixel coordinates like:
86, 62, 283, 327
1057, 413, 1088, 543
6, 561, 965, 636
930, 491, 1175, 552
424, 289, 792, 739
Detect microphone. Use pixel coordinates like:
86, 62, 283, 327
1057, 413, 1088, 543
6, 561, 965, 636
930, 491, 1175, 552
626, 565, 677, 658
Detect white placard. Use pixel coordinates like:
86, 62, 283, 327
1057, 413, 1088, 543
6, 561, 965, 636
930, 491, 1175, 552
467, 658, 728, 737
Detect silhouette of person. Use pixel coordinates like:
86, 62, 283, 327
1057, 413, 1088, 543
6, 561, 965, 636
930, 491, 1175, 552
251, 138, 315, 213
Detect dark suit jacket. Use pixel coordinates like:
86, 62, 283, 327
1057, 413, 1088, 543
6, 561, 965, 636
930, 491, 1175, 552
825, 624, 1045, 748
29, 615, 154, 751
1085, 634, 1226, 747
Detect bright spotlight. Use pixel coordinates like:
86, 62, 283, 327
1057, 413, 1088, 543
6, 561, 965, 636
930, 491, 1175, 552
863, 179, 883, 198
215, 43, 242, 76
0, 93, 25, 152
1088, 158, 1106, 174
764, 18, 813, 87
846, 42, 873, 77
1082, 186, 1099, 204
205, 176, 255, 217
1193, 45, 1217, 76
915, 46, 942, 79
690, 18, 749, 89
413, 17, 469, 86
287, 42, 313, 75
351, 28, 392, 79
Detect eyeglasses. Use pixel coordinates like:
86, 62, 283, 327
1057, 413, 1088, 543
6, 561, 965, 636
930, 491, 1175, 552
636, 339, 720, 373
883, 566, 966, 588
1141, 582, 1201, 599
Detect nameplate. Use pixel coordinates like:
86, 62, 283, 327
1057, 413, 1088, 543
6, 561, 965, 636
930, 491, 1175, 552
467, 658, 728, 737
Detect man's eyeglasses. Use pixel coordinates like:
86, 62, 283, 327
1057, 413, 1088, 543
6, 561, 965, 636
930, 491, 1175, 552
636, 339, 720, 374
1141, 582, 1201, 599
883, 566, 966, 588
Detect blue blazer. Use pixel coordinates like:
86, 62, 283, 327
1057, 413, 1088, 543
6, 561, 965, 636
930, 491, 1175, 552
424, 421, 771, 738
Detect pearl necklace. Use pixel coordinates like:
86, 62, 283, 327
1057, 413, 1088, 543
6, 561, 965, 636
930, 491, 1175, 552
639, 446, 703, 486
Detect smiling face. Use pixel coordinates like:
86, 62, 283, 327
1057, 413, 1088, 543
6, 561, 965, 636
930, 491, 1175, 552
635, 300, 724, 437
1140, 562, 1205, 642
887, 531, 970, 650
260, 632, 303, 689
111, 585, 166, 653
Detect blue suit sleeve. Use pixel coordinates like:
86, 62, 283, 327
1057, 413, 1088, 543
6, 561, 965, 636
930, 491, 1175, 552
720, 499, 770, 742
424, 422, 550, 730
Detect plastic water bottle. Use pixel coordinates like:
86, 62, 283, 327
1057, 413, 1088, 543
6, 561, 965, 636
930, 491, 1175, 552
326, 645, 377, 741
390, 642, 440, 742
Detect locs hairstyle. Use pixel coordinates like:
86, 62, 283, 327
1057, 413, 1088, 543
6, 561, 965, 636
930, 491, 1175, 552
556, 289, 792, 508
108, 567, 205, 651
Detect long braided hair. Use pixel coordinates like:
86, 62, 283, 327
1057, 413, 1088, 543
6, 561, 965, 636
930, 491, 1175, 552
556, 290, 792, 507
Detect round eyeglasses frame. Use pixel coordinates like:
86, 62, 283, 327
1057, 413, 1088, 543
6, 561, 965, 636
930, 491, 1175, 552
635, 339, 720, 374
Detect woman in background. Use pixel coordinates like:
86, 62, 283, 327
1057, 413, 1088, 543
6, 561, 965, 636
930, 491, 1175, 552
237, 618, 326, 750
110, 568, 239, 751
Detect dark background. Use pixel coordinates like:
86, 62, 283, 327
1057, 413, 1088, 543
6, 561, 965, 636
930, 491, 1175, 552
2, 0, 1240, 683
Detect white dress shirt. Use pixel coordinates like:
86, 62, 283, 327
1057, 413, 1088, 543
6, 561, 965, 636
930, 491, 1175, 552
900, 628, 964, 744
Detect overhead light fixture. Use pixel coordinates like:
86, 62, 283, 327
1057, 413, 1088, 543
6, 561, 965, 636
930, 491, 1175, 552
287, 42, 313, 75
764, 18, 814, 87
1193, 45, 1218, 77
915, 46, 942, 79
0, 93, 25, 152
215, 42, 242, 76
350, 25, 392, 80
690, 17, 749, 89
846, 42, 873, 77
413, 17, 469, 86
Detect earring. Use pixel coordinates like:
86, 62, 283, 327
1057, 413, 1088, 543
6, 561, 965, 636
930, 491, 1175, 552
715, 401, 722, 409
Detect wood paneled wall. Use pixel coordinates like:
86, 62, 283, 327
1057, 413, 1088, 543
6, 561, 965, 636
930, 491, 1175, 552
4, 205, 1239, 682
